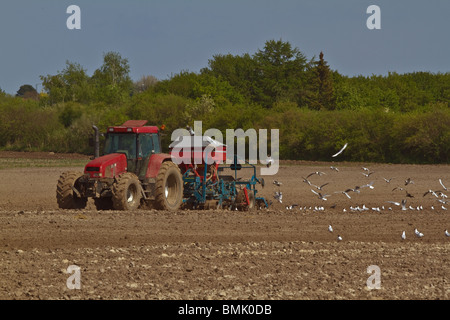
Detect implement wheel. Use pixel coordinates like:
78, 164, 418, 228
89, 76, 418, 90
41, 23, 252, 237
235, 189, 255, 211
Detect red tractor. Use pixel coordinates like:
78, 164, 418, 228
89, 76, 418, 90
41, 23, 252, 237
56, 120, 183, 211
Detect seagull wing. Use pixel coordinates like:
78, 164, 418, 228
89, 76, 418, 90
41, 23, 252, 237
331, 143, 348, 158
386, 201, 400, 206
439, 179, 447, 191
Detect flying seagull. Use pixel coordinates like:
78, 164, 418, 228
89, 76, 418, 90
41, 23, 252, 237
301, 177, 312, 185
306, 171, 326, 179
383, 177, 394, 183
405, 178, 414, 186
334, 190, 352, 199
312, 182, 329, 191
265, 156, 274, 168
332, 143, 348, 158
423, 190, 439, 198
330, 166, 339, 172
362, 171, 375, 177
439, 179, 448, 191
311, 189, 330, 201
361, 181, 375, 190
273, 180, 282, 187
274, 191, 283, 203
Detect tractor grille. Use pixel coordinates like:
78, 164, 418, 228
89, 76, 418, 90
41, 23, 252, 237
85, 167, 100, 172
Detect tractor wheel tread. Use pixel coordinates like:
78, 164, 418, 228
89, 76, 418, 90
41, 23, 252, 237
112, 172, 142, 211
56, 171, 87, 209
154, 161, 183, 211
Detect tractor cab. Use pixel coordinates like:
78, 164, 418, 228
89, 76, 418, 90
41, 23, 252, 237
102, 120, 161, 178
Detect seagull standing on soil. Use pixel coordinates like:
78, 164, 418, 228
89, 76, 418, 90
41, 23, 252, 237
328, 225, 333, 233
337, 235, 343, 241
414, 228, 424, 238
401, 231, 406, 240
445, 230, 450, 237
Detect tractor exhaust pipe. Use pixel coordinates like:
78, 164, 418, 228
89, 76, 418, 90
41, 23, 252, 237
92, 125, 100, 159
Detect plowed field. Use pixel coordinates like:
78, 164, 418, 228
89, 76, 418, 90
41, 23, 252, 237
0, 152, 449, 300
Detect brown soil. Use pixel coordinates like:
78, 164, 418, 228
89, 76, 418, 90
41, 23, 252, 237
0, 152, 449, 300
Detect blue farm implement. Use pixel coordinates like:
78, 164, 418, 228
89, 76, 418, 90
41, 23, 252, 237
170, 135, 268, 211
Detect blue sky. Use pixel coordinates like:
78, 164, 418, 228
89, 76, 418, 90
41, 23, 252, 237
0, 0, 449, 94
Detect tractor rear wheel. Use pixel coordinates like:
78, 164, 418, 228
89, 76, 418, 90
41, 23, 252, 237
56, 171, 87, 209
112, 172, 142, 210
154, 161, 183, 211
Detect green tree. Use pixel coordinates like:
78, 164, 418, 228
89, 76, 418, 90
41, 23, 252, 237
40, 61, 90, 104
91, 51, 133, 104
308, 52, 335, 110
252, 39, 310, 108
16, 84, 38, 100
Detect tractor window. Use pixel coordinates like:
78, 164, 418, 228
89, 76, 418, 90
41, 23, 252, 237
138, 133, 153, 158
104, 133, 137, 159
151, 133, 161, 153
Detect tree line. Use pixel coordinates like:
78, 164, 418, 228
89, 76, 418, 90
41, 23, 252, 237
1, 39, 449, 163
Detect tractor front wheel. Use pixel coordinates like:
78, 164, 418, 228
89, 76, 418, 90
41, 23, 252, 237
56, 171, 88, 209
112, 172, 142, 210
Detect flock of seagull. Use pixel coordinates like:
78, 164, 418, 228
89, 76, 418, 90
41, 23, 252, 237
270, 164, 450, 241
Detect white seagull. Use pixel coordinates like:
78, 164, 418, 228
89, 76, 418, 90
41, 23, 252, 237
328, 225, 333, 233
439, 179, 448, 191
273, 180, 282, 187
312, 182, 329, 191
306, 171, 326, 179
337, 235, 343, 241
274, 191, 283, 203
334, 190, 352, 199
265, 156, 274, 168
401, 231, 406, 240
330, 166, 339, 172
311, 189, 330, 201
332, 143, 348, 158
445, 230, 450, 237
362, 171, 375, 177
414, 228, 424, 238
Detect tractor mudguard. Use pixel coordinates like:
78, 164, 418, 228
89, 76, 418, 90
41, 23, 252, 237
145, 153, 174, 179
